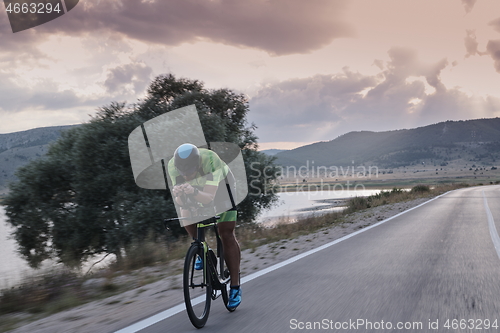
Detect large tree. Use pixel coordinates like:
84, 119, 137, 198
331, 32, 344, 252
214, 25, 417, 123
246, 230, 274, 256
4, 74, 278, 268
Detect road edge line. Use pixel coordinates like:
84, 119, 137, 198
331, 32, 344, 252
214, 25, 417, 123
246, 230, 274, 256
483, 190, 500, 259
114, 190, 454, 333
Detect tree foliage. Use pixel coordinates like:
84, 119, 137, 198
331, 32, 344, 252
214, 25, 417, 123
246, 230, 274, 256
4, 74, 278, 268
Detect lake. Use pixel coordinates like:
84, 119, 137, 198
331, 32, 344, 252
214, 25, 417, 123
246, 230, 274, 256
0, 208, 33, 288
255, 189, 382, 225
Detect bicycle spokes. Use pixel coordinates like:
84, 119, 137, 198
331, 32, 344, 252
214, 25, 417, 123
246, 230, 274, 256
183, 245, 211, 328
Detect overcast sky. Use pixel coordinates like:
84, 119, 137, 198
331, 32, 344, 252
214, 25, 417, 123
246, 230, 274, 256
1, 0, 500, 150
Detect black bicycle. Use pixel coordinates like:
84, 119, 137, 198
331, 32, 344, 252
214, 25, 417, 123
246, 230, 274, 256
165, 215, 235, 328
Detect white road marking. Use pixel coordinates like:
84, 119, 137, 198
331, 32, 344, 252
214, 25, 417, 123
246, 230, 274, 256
114, 190, 453, 333
483, 190, 500, 260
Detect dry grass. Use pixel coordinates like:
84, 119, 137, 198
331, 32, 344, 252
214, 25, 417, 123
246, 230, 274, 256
344, 183, 461, 213
0, 269, 84, 315
236, 211, 344, 251
108, 236, 190, 273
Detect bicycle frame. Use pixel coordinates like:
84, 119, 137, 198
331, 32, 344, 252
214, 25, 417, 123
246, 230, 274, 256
193, 218, 230, 293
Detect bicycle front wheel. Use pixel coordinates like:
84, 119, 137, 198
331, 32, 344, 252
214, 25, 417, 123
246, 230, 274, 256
184, 244, 212, 328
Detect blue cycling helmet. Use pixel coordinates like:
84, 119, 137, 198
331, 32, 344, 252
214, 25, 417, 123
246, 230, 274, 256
174, 143, 200, 176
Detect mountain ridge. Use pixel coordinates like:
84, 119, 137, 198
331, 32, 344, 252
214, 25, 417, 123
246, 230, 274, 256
274, 118, 500, 168
0, 125, 76, 193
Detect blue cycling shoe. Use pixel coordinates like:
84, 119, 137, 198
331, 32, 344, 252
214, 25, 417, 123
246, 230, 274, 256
227, 286, 242, 310
194, 256, 203, 270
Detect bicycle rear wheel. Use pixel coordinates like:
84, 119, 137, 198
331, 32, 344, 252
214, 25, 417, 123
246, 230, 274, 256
184, 244, 212, 328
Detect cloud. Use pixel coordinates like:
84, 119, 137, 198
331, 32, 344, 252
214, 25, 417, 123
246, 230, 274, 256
463, 28, 500, 73
250, 69, 377, 134
0, 20, 151, 117
461, 0, 477, 13
249, 47, 499, 144
486, 40, 500, 72
30, 0, 353, 56
371, 47, 448, 94
464, 30, 487, 58
0, 71, 104, 112
489, 17, 500, 33
0, 13, 46, 64
104, 62, 153, 94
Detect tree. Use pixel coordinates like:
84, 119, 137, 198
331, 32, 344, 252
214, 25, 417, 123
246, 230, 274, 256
4, 74, 278, 268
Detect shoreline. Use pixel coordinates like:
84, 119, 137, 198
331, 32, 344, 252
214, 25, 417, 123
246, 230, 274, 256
269, 174, 500, 193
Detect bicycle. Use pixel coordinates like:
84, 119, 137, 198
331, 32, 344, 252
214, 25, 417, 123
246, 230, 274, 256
164, 215, 236, 329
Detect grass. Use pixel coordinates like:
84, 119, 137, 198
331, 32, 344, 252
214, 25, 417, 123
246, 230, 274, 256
0, 182, 479, 330
344, 183, 470, 213
0, 316, 22, 333
0, 269, 84, 315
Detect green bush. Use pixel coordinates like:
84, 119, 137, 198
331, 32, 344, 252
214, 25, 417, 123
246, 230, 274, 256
346, 197, 370, 213
411, 185, 430, 193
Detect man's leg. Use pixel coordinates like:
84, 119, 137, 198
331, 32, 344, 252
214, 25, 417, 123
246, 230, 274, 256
184, 224, 197, 239
218, 221, 241, 286
181, 208, 197, 239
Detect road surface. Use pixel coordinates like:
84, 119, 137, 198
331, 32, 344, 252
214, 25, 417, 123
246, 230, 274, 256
118, 185, 500, 332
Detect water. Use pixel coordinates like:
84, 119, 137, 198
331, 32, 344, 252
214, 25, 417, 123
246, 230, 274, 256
0, 208, 33, 288
0, 207, 113, 288
256, 189, 382, 226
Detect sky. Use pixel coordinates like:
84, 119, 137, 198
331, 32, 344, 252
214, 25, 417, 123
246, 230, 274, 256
1, 0, 500, 150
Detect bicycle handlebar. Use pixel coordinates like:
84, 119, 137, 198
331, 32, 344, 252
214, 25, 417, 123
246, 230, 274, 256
163, 215, 220, 230
165, 215, 220, 222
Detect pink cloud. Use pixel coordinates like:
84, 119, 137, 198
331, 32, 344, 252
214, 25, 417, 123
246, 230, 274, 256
32, 0, 354, 56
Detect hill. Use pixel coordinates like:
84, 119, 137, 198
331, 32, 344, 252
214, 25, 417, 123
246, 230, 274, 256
260, 149, 287, 156
0, 125, 76, 193
274, 118, 500, 169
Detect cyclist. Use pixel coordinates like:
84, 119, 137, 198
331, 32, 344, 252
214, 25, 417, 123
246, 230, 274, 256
168, 143, 242, 310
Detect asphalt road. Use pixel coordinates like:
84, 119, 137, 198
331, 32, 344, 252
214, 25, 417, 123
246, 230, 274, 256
125, 185, 500, 333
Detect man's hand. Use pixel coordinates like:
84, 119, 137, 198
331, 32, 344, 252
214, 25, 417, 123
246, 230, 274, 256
172, 185, 185, 198
181, 183, 195, 195
173, 183, 195, 196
